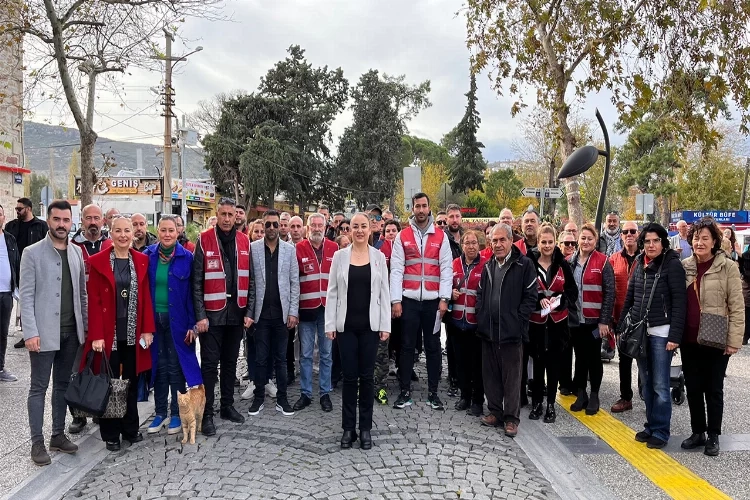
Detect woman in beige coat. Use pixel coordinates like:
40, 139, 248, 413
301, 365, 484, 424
681, 218, 744, 457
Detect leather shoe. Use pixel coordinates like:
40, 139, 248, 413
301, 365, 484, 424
504, 421, 518, 438
704, 434, 720, 456
106, 441, 121, 452
681, 433, 706, 449
611, 399, 633, 413
68, 417, 87, 435
467, 403, 483, 417
340, 430, 357, 449
293, 394, 312, 411
124, 432, 143, 444
220, 406, 245, 424
202, 416, 216, 436
454, 398, 469, 411
320, 394, 333, 413
360, 430, 372, 450
480, 414, 502, 427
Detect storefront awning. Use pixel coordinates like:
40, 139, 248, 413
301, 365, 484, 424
187, 204, 212, 211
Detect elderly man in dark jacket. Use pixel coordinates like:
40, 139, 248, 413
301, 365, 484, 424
617, 223, 686, 448
476, 223, 538, 438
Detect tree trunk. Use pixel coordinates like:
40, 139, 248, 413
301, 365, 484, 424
79, 130, 96, 207
659, 195, 670, 226
555, 98, 583, 227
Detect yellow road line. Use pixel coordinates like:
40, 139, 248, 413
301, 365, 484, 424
556, 393, 730, 500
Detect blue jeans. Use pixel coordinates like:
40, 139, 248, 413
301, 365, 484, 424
636, 335, 673, 442
154, 313, 186, 417
299, 308, 332, 398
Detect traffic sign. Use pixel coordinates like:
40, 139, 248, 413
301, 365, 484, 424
545, 187, 563, 198
521, 187, 541, 197
520, 187, 563, 199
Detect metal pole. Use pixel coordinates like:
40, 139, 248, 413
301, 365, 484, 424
162, 29, 174, 213
594, 108, 611, 233
539, 187, 545, 218
740, 157, 750, 210
180, 117, 188, 223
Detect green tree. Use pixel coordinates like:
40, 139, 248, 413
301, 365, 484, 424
335, 70, 431, 209
464, 190, 495, 217
676, 135, 745, 210
28, 172, 62, 208
448, 73, 486, 193
484, 169, 523, 213
465, 0, 750, 227
400, 136, 452, 169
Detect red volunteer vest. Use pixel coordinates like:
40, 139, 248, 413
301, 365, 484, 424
380, 239, 393, 271
514, 238, 527, 255
199, 228, 251, 311
401, 226, 444, 291
529, 265, 569, 324
581, 251, 607, 319
451, 255, 488, 324
71, 237, 113, 281
297, 238, 337, 309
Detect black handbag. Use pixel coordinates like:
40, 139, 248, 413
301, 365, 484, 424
65, 350, 112, 417
618, 260, 663, 359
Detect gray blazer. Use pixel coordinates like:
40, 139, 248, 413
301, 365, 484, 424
20, 235, 88, 351
250, 239, 300, 322
325, 246, 391, 333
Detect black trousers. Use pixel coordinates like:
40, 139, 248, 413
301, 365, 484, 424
482, 340, 522, 424
521, 343, 530, 403
571, 325, 603, 393
99, 343, 139, 442
252, 319, 289, 401
389, 317, 402, 366
682, 342, 731, 435
559, 342, 574, 391
200, 324, 244, 416
744, 308, 750, 345
445, 321, 458, 384
454, 329, 484, 405
399, 298, 441, 393
338, 329, 378, 431
331, 337, 342, 385
287, 327, 296, 375
618, 347, 634, 401
531, 349, 559, 405
0, 292, 12, 371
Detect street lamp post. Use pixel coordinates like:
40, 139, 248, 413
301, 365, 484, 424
557, 108, 611, 232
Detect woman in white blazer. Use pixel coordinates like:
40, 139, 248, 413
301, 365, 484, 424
325, 213, 391, 450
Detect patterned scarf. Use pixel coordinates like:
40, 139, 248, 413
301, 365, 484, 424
603, 229, 621, 255
158, 243, 176, 264
109, 250, 138, 349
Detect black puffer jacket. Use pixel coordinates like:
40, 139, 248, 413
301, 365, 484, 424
617, 249, 687, 344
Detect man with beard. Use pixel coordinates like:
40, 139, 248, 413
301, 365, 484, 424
279, 212, 291, 243
367, 204, 384, 247
131, 213, 157, 252
175, 216, 195, 252
21, 200, 87, 465
289, 216, 305, 245
67, 204, 112, 433
598, 212, 624, 256
293, 213, 337, 412
443, 204, 464, 397
235, 205, 248, 234
326, 212, 344, 241
192, 198, 253, 435
248, 210, 299, 417
515, 210, 540, 256
6, 198, 48, 257
391, 193, 453, 410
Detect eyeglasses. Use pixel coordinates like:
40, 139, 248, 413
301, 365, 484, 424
436, 220, 447, 226
265, 221, 279, 229
563, 241, 578, 247
643, 238, 661, 246
622, 229, 637, 235
340, 226, 350, 232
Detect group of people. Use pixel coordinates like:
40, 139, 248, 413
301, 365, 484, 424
2, 192, 744, 465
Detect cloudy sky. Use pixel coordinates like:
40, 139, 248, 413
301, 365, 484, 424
32, 0, 621, 162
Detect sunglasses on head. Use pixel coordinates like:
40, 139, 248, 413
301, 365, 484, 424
622, 229, 637, 235
563, 241, 578, 247
265, 221, 279, 229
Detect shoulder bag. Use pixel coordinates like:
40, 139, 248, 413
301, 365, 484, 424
618, 259, 663, 359
694, 278, 729, 350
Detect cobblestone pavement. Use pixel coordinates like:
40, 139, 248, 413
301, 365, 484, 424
61, 362, 557, 500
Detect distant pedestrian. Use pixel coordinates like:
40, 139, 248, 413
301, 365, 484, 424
0, 205, 20, 382
21, 200, 87, 466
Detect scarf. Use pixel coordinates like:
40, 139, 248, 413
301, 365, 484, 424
603, 228, 621, 255
158, 243, 176, 264
109, 250, 138, 349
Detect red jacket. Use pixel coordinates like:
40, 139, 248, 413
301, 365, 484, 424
380, 239, 394, 271
81, 248, 155, 375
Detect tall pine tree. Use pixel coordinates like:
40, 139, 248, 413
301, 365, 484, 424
448, 73, 485, 193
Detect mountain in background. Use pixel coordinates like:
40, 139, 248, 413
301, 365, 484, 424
23, 121, 209, 195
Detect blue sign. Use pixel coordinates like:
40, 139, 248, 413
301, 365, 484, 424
675, 210, 749, 224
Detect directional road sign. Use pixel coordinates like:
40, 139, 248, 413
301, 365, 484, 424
521, 187, 541, 197
521, 187, 564, 199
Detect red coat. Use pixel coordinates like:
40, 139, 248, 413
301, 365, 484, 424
81, 248, 155, 375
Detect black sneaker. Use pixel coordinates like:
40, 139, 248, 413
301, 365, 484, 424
467, 403, 483, 417
447, 383, 459, 398
427, 393, 444, 411
248, 399, 264, 416
276, 398, 295, 416
320, 394, 333, 413
635, 431, 651, 443
293, 394, 311, 411
646, 436, 667, 449
705, 434, 720, 456
31, 441, 51, 466
393, 391, 413, 409
68, 417, 87, 434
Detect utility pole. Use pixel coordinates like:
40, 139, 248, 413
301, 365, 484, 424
161, 28, 175, 214
740, 157, 750, 210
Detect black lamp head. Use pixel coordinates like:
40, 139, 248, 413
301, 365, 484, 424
558, 145, 601, 179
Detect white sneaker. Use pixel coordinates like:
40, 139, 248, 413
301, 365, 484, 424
241, 382, 256, 400
389, 362, 397, 376
265, 381, 278, 398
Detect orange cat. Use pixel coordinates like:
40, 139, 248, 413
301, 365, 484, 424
177, 385, 205, 444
